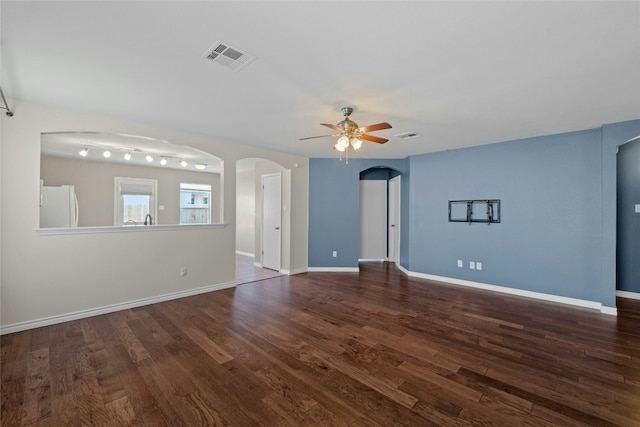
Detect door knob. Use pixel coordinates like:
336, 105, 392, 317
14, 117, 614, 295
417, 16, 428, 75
275, 227, 280, 230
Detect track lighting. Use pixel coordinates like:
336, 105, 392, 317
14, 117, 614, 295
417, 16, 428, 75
74, 145, 207, 171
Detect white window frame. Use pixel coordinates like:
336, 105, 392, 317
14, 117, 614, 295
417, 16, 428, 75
114, 177, 158, 226
180, 183, 212, 224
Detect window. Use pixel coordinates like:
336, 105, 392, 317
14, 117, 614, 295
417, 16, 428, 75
114, 177, 157, 226
180, 183, 211, 224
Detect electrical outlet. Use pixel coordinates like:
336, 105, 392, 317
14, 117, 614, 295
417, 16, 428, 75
180, 267, 187, 277
469, 261, 475, 270
332, 251, 337, 257
476, 262, 483, 271
457, 260, 463, 268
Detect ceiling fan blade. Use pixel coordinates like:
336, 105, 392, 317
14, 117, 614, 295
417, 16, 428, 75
359, 134, 388, 144
320, 123, 342, 132
299, 134, 336, 140
358, 122, 392, 133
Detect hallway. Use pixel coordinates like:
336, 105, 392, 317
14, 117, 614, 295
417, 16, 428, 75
235, 253, 283, 285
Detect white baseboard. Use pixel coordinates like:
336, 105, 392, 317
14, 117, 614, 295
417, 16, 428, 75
307, 267, 360, 273
235, 251, 254, 258
358, 259, 385, 262
253, 262, 262, 268
278, 267, 308, 275
0, 281, 236, 335
403, 269, 617, 315
617, 290, 640, 300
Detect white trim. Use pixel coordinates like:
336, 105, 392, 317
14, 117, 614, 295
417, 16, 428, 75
253, 261, 263, 268
307, 267, 360, 273
397, 263, 410, 276
287, 267, 308, 275
617, 290, 640, 300
0, 281, 235, 335
402, 269, 616, 315
235, 250, 255, 258
36, 223, 226, 235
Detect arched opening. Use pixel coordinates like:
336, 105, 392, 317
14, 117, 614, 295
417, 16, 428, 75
40, 132, 223, 228
359, 166, 403, 266
235, 157, 286, 284
616, 136, 640, 297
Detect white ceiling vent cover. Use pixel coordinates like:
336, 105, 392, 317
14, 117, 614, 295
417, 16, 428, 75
396, 132, 422, 140
202, 41, 256, 72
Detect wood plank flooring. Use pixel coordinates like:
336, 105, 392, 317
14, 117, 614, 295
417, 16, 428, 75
2, 261, 640, 426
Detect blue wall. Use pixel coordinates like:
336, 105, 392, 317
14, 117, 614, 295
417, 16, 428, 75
308, 120, 640, 308
308, 158, 407, 268
409, 129, 606, 303
617, 138, 640, 292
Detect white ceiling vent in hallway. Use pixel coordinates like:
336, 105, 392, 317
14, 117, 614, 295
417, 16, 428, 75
396, 131, 422, 140
202, 41, 256, 72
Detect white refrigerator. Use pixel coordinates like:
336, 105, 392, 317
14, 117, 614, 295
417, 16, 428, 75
40, 183, 79, 227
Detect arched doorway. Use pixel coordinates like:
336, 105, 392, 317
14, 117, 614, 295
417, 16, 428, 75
616, 136, 640, 296
235, 157, 285, 284
359, 166, 402, 265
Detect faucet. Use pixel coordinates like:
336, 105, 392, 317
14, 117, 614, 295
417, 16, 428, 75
125, 219, 137, 226
144, 214, 153, 225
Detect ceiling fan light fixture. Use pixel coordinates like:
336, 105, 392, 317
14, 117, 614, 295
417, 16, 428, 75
334, 143, 346, 152
351, 137, 362, 150
336, 135, 349, 149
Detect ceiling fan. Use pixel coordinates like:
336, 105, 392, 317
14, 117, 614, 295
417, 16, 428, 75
300, 107, 392, 153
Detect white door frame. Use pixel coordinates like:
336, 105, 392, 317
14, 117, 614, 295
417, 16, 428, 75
261, 172, 282, 271
388, 175, 401, 264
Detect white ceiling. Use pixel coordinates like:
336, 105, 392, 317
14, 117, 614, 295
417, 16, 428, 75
2, 1, 639, 159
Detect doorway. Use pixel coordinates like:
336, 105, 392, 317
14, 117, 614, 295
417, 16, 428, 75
262, 172, 282, 271
358, 167, 401, 263
388, 175, 401, 264
616, 136, 640, 294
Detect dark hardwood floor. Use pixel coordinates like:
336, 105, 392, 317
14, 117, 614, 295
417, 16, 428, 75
2, 261, 640, 426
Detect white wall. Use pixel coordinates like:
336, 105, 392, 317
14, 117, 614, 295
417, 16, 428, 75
0, 99, 309, 332
42, 155, 221, 226
235, 169, 255, 256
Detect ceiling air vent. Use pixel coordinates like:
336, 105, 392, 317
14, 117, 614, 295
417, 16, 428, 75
202, 41, 256, 72
396, 131, 421, 140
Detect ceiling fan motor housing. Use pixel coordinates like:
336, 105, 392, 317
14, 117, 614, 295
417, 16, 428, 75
337, 119, 359, 133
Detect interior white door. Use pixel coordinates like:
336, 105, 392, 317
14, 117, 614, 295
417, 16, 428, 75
359, 180, 387, 260
262, 173, 282, 271
388, 176, 401, 264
